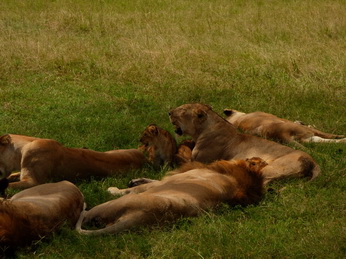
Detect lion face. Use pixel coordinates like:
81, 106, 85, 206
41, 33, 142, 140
169, 104, 212, 138
0, 134, 13, 179
245, 157, 268, 172
140, 124, 159, 147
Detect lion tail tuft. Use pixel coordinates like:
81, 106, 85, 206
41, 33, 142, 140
310, 163, 321, 181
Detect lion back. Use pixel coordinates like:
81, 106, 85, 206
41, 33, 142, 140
0, 202, 51, 247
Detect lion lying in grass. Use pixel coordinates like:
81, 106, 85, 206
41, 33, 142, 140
76, 157, 267, 235
169, 103, 321, 184
140, 124, 194, 167
223, 109, 345, 146
0, 134, 146, 189
0, 181, 84, 248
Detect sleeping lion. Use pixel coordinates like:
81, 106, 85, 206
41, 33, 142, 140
0, 181, 84, 248
0, 134, 146, 189
76, 157, 267, 235
223, 109, 345, 146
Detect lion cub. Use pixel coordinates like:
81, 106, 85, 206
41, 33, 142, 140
140, 124, 194, 167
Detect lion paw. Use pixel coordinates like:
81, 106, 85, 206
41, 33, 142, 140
107, 187, 121, 195
128, 178, 156, 187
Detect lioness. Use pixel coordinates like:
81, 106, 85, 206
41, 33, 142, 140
169, 103, 321, 184
0, 181, 84, 248
223, 109, 346, 145
76, 157, 266, 235
140, 124, 194, 168
0, 134, 146, 189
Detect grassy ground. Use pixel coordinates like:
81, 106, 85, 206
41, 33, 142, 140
0, 0, 345, 258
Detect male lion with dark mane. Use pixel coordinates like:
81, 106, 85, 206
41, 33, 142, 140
169, 103, 321, 184
0, 134, 146, 189
76, 157, 266, 235
0, 181, 84, 248
223, 109, 345, 146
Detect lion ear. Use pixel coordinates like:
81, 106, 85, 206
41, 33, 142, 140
195, 109, 207, 121
223, 109, 234, 117
148, 125, 159, 135
205, 104, 212, 110
0, 134, 11, 145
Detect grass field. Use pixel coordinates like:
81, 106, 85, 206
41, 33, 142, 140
0, 0, 345, 258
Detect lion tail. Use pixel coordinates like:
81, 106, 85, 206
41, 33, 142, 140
75, 206, 144, 236
310, 163, 321, 181
75, 203, 89, 234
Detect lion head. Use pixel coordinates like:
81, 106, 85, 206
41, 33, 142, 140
245, 157, 268, 172
169, 104, 213, 139
139, 124, 178, 167
0, 134, 14, 180
140, 124, 160, 147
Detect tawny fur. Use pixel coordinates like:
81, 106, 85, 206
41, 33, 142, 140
224, 109, 345, 146
0, 181, 84, 247
169, 103, 321, 184
140, 124, 193, 167
0, 134, 146, 189
76, 157, 266, 235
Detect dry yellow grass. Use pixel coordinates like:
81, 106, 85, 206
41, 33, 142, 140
1, 0, 345, 89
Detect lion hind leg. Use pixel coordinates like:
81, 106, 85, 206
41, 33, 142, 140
310, 128, 344, 139
261, 154, 319, 184
302, 136, 346, 143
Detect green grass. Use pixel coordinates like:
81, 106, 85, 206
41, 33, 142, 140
0, 0, 345, 257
